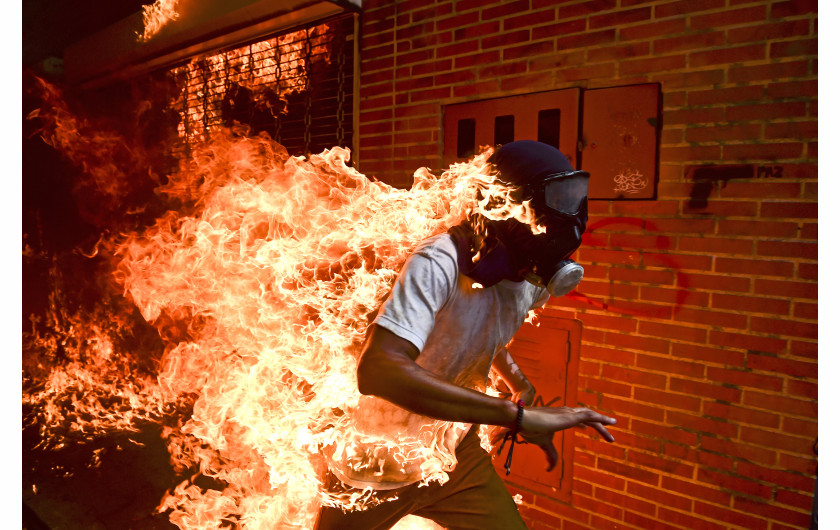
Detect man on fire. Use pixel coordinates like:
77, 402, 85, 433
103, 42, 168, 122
316, 140, 617, 529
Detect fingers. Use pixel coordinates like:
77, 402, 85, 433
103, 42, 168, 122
585, 421, 615, 443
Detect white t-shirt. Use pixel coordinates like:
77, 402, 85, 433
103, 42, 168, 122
327, 233, 549, 490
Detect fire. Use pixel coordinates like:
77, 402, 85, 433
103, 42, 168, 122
139, 0, 181, 42
25, 76, 542, 528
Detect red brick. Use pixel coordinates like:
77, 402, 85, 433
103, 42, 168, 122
556, 28, 616, 51
774, 489, 815, 511
714, 257, 794, 277
690, 43, 766, 68
670, 377, 742, 403
628, 481, 693, 511
409, 3, 452, 23
453, 20, 499, 41
800, 223, 817, 240
635, 387, 701, 412
668, 409, 739, 438
709, 330, 786, 354
706, 366, 784, 392
620, 18, 686, 40
573, 493, 625, 521
480, 29, 529, 49
699, 468, 774, 499
797, 262, 817, 281
756, 241, 817, 262
662, 107, 726, 125
690, 6, 767, 30
771, 37, 817, 59
787, 379, 816, 400
641, 282, 709, 304
781, 416, 817, 439
638, 353, 705, 378
720, 220, 799, 242
683, 200, 759, 217
659, 507, 727, 530
671, 342, 745, 367
597, 456, 661, 485
395, 74, 433, 93
633, 418, 699, 446
453, 50, 499, 68
759, 201, 817, 219
660, 144, 721, 162
504, 40, 555, 60
733, 497, 813, 527
655, 0, 726, 18
620, 54, 685, 76
587, 41, 650, 62
727, 102, 807, 121
435, 11, 480, 31
590, 6, 651, 29
678, 236, 754, 255
595, 486, 657, 516
662, 476, 730, 505
654, 30, 725, 56
729, 60, 810, 83
779, 452, 817, 476
694, 500, 769, 529
770, 0, 818, 18
700, 435, 778, 466
742, 390, 816, 417
704, 401, 780, 429
749, 316, 816, 340
683, 272, 751, 292
581, 375, 633, 398
728, 20, 811, 44
602, 395, 666, 422
686, 84, 764, 106
606, 330, 671, 355
788, 340, 817, 359
435, 40, 479, 58
575, 465, 627, 491
533, 18, 586, 39
793, 301, 817, 320
639, 321, 708, 344
625, 512, 683, 530
503, 8, 557, 30
674, 307, 748, 329
500, 72, 555, 91
724, 143, 804, 161
767, 79, 817, 99
685, 123, 762, 143
745, 352, 816, 377
754, 278, 816, 299
603, 364, 667, 388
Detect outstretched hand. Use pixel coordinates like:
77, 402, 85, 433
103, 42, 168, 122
512, 406, 617, 471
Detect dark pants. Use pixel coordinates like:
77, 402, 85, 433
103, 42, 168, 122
314, 428, 528, 530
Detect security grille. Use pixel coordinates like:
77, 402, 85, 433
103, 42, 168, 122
167, 13, 354, 160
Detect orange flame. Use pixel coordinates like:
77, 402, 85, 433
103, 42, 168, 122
139, 0, 180, 42
26, 76, 543, 528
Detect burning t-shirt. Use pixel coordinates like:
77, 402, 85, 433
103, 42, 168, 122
327, 233, 548, 490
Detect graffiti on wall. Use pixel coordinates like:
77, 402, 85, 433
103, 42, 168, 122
687, 164, 785, 209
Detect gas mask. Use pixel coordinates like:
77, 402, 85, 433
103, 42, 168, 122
513, 169, 590, 297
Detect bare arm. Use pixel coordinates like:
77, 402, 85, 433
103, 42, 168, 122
357, 324, 617, 455
357, 325, 521, 428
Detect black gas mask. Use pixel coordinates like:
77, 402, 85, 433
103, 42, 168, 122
514, 169, 589, 296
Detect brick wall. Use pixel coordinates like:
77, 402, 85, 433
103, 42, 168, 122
355, 1, 818, 529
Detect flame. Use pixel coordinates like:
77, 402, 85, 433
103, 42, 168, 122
139, 0, 180, 42
25, 76, 543, 528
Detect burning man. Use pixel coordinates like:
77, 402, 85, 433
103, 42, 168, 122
316, 141, 617, 529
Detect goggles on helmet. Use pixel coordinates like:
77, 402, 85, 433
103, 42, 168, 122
530, 170, 590, 216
